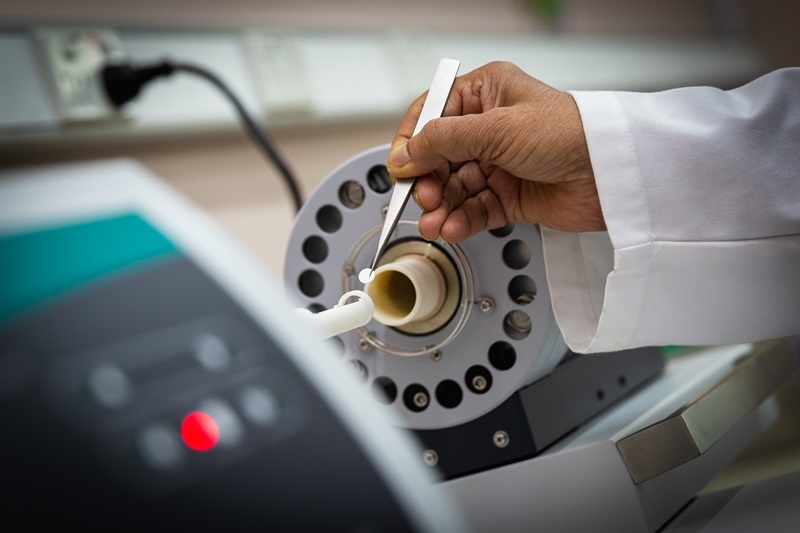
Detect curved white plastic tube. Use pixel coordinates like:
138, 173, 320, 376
364, 254, 445, 327
294, 290, 374, 339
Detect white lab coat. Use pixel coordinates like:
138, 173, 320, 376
542, 68, 800, 353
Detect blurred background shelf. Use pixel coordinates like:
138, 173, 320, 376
0, 27, 761, 139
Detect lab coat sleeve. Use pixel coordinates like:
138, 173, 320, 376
542, 68, 800, 353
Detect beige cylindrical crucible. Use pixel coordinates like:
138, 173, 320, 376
365, 254, 446, 327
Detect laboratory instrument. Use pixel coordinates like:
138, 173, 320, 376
0, 159, 464, 531
284, 140, 799, 532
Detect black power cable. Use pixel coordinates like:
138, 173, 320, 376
101, 61, 304, 214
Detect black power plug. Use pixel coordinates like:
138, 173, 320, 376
100, 60, 303, 213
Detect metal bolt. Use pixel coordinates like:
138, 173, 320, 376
472, 375, 488, 392
505, 310, 532, 336
422, 449, 439, 467
478, 297, 494, 314
357, 338, 372, 352
341, 180, 365, 208
413, 391, 429, 408
430, 350, 443, 361
381, 204, 389, 218
493, 430, 510, 448
343, 263, 354, 275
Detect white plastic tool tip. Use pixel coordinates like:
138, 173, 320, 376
359, 268, 376, 284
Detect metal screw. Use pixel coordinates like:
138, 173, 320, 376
505, 310, 532, 336
493, 430, 510, 448
422, 449, 439, 467
413, 391, 429, 408
431, 350, 442, 361
381, 204, 389, 218
357, 338, 372, 352
341, 180, 365, 208
472, 375, 488, 392
343, 263, 354, 275
478, 297, 494, 314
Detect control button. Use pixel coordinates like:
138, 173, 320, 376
238, 385, 280, 427
137, 423, 184, 469
192, 333, 232, 373
87, 363, 132, 408
198, 399, 244, 448
181, 411, 219, 451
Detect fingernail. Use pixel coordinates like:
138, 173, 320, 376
412, 186, 423, 210
388, 143, 410, 167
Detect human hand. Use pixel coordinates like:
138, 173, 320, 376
386, 61, 605, 243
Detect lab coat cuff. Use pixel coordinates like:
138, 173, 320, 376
541, 228, 651, 354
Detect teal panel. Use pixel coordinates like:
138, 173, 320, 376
0, 213, 178, 322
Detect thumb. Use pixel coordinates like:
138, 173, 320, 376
387, 113, 492, 179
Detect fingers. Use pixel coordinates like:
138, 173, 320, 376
416, 162, 508, 243
414, 174, 443, 213
419, 190, 508, 243
387, 66, 498, 180
414, 161, 485, 212
388, 92, 428, 172
418, 205, 449, 241
389, 68, 479, 163
441, 162, 489, 210
388, 113, 491, 179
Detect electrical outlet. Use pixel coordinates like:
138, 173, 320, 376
244, 31, 313, 119
33, 27, 128, 123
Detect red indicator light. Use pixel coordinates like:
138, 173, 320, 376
181, 411, 219, 451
